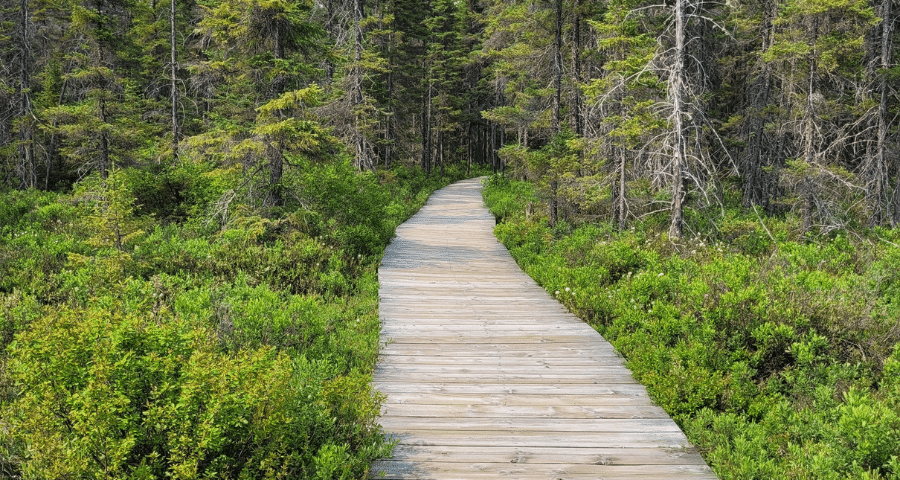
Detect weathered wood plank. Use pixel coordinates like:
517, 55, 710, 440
381, 335, 602, 344
381, 324, 597, 332
373, 382, 652, 396
382, 393, 657, 407
373, 178, 714, 479
379, 345, 620, 357
375, 364, 632, 375
379, 404, 670, 419
383, 431, 694, 448
371, 461, 715, 478
383, 445, 705, 465
378, 417, 683, 433
374, 373, 639, 384
377, 355, 611, 366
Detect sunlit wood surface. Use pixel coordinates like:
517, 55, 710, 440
372, 178, 715, 479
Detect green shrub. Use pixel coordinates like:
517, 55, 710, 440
484, 177, 900, 480
4, 299, 390, 479
0, 163, 467, 478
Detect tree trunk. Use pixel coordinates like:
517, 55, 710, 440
668, 0, 687, 240
466, 127, 471, 175
268, 139, 284, 206
552, 0, 562, 134
18, 0, 36, 189
439, 128, 445, 177
572, 0, 583, 137
99, 97, 110, 179
421, 69, 432, 174
324, 0, 335, 85
801, 18, 818, 236
742, 0, 777, 210
617, 145, 626, 231
384, 28, 394, 168
549, 179, 559, 227
490, 120, 497, 173
170, 0, 180, 162
870, 0, 894, 226
45, 77, 68, 190
352, 0, 372, 171
425, 80, 433, 174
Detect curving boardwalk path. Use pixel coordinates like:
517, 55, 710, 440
372, 178, 716, 479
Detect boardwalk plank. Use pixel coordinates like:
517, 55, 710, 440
375, 365, 633, 374
383, 445, 706, 465
373, 178, 714, 479
371, 461, 716, 479
377, 355, 610, 366
378, 417, 683, 433
382, 393, 658, 407
379, 404, 670, 418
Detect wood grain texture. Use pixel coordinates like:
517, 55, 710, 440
372, 178, 715, 479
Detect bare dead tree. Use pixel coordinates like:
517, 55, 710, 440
17, 0, 37, 189
863, 0, 897, 226
170, 0, 180, 162
351, 0, 373, 171
667, 0, 689, 239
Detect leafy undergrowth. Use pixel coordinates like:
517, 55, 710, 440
0, 160, 483, 479
483, 174, 900, 479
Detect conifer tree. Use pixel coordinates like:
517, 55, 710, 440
765, 0, 875, 233
46, 0, 144, 179
192, 0, 322, 204
587, 0, 658, 230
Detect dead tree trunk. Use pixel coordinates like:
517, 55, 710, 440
268, 140, 284, 206
571, 0, 583, 137
352, 0, 372, 171
552, 0, 563, 133
170, 0, 180, 162
741, 0, 777, 210
17, 0, 36, 189
99, 96, 110, 179
384, 26, 394, 168
668, 0, 688, 240
421, 72, 432, 174
801, 18, 819, 235
869, 0, 894, 226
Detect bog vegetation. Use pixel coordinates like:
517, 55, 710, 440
0, 162, 481, 478
485, 175, 900, 479
2, 0, 900, 477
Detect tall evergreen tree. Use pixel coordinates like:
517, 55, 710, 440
192, 0, 322, 205
765, 0, 875, 233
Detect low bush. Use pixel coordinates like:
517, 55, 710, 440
483, 175, 900, 479
0, 161, 484, 478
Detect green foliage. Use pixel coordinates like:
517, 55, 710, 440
484, 177, 900, 479
0, 161, 466, 477
5, 297, 389, 478
482, 173, 538, 223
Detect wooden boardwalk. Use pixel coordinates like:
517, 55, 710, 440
372, 178, 715, 479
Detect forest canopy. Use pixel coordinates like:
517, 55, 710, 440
1, 0, 898, 235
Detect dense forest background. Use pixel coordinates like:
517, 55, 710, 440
2, 0, 900, 477
2, 0, 899, 231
